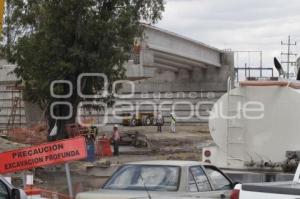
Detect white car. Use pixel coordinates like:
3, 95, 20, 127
232, 163, 300, 199
0, 176, 27, 199
76, 160, 237, 199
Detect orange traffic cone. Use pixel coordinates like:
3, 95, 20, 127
97, 138, 112, 157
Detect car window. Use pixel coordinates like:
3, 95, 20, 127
188, 172, 198, 192
205, 167, 231, 190
189, 166, 211, 192
0, 181, 9, 199
104, 165, 180, 191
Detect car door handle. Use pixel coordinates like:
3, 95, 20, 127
220, 193, 226, 198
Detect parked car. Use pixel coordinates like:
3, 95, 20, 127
76, 160, 237, 199
232, 163, 300, 199
0, 176, 27, 199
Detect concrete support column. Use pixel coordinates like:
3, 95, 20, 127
177, 69, 190, 81
192, 68, 202, 81
150, 70, 176, 82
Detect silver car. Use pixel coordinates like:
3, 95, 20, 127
76, 160, 237, 199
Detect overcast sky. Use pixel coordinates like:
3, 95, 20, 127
157, 0, 300, 77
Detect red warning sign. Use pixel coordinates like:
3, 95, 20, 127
0, 136, 87, 174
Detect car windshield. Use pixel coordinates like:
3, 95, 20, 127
103, 165, 180, 191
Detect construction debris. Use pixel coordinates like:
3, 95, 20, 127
7, 123, 48, 145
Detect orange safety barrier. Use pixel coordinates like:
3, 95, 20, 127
96, 137, 112, 157
25, 186, 72, 199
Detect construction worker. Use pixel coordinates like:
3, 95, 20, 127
111, 124, 121, 156
86, 128, 96, 162
156, 111, 163, 132
170, 112, 176, 133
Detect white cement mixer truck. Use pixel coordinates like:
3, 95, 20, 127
202, 58, 300, 182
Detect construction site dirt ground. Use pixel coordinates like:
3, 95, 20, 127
1, 124, 213, 194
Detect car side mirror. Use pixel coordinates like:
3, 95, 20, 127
231, 182, 240, 188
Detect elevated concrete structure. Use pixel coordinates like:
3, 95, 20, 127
125, 24, 234, 92
90, 25, 234, 127
118, 25, 234, 125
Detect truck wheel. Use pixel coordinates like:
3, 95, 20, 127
152, 117, 157, 126
130, 119, 136, 127
146, 117, 151, 126
141, 116, 147, 126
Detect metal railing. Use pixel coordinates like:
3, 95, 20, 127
234, 67, 274, 83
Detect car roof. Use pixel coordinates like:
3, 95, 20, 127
125, 160, 208, 167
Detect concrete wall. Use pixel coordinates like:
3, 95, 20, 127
0, 85, 25, 130
24, 102, 44, 126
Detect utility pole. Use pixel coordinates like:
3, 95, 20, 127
281, 35, 297, 79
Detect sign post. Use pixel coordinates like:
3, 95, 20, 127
65, 163, 73, 198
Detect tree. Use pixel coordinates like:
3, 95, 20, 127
4, 0, 165, 138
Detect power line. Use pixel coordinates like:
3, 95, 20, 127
281, 35, 297, 79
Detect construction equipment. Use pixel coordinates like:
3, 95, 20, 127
122, 112, 161, 126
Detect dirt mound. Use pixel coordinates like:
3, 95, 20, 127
8, 123, 48, 144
